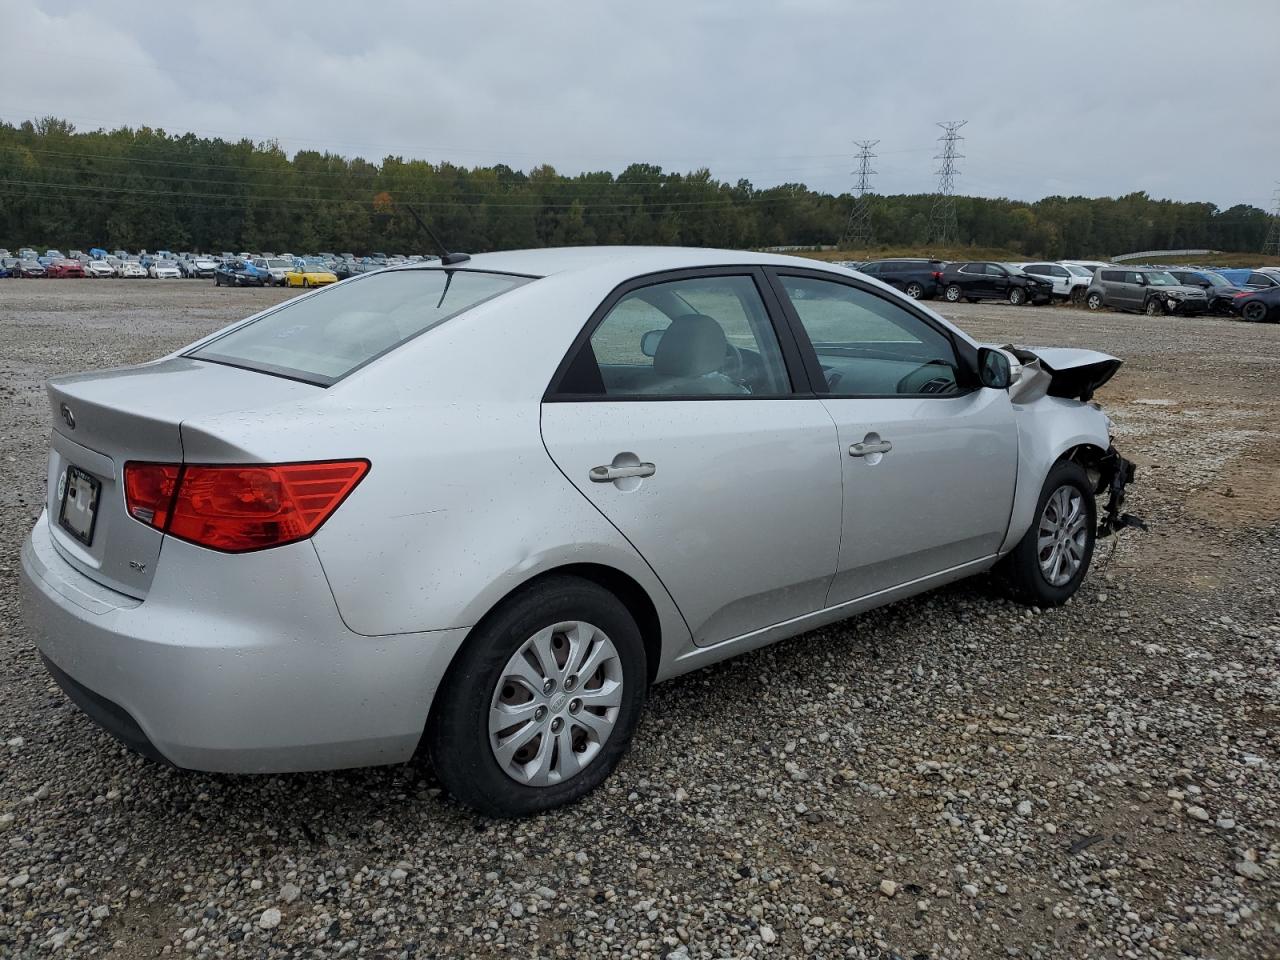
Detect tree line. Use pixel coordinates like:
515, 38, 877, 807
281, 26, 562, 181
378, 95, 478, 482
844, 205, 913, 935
0, 117, 1271, 258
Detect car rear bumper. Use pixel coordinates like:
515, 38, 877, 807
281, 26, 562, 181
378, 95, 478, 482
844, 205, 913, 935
19, 512, 469, 773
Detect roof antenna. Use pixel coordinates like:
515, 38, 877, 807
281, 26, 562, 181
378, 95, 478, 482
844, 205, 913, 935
402, 204, 470, 265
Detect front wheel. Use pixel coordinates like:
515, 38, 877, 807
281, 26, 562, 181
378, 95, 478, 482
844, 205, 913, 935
1003, 460, 1096, 607
1144, 298, 1165, 317
904, 281, 924, 299
428, 576, 648, 817
944, 284, 962, 302
1008, 287, 1027, 306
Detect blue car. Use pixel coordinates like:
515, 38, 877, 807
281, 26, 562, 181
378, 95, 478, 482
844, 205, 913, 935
213, 260, 267, 287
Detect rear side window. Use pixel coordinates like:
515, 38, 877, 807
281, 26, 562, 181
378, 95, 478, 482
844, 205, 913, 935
557, 275, 791, 398
191, 269, 530, 385
1099, 270, 1122, 282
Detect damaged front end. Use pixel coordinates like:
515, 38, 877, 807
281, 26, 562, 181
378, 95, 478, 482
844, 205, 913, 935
1001, 345, 1124, 404
1093, 446, 1141, 538
998, 344, 1143, 538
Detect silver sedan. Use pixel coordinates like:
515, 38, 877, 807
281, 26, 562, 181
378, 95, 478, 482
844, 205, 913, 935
20, 247, 1136, 816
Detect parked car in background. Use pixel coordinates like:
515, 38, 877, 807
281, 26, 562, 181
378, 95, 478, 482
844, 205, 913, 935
1231, 286, 1280, 323
1085, 268, 1208, 316
1216, 269, 1280, 291
148, 259, 182, 279
118, 259, 147, 279
251, 256, 293, 286
180, 255, 219, 279
283, 262, 339, 288
39, 249, 65, 266
941, 262, 1053, 305
331, 259, 359, 280
11, 258, 46, 278
214, 260, 267, 287
854, 259, 946, 300
46, 259, 85, 279
83, 259, 115, 278
1165, 269, 1243, 315
1016, 262, 1093, 302
0, 258, 14, 278
19, 247, 39, 261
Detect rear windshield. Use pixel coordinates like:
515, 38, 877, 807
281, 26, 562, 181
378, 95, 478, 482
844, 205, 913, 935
190, 268, 531, 385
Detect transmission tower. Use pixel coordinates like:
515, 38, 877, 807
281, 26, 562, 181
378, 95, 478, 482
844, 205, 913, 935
1263, 183, 1280, 256
928, 121, 967, 247
840, 139, 879, 250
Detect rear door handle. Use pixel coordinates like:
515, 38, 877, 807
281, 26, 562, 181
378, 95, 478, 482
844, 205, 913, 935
849, 440, 892, 457
590, 462, 656, 482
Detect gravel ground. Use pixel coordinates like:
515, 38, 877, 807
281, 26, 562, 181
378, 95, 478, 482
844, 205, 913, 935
0, 281, 1276, 959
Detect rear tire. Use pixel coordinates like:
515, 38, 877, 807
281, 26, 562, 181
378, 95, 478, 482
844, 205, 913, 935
944, 284, 962, 302
428, 576, 648, 817
1241, 301, 1267, 323
904, 281, 924, 299
1002, 460, 1096, 607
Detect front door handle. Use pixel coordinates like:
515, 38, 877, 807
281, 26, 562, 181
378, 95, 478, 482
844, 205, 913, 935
590, 462, 656, 482
849, 439, 892, 457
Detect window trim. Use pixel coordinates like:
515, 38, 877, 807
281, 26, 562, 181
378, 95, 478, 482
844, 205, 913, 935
762, 267, 982, 400
543, 266, 818, 402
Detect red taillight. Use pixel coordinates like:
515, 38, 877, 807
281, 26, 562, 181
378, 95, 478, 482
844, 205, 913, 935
123, 460, 369, 552
123, 463, 182, 528
932, 271, 943, 280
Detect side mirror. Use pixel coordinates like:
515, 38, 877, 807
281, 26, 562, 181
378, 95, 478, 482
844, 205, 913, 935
977, 347, 1014, 389
640, 329, 664, 358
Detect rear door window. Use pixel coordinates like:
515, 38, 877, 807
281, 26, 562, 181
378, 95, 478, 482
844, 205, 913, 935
190, 269, 531, 385
556, 274, 791, 398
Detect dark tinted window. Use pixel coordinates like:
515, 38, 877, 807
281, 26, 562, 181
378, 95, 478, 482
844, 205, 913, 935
858, 262, 881, 275
1100, 270, 1122, 282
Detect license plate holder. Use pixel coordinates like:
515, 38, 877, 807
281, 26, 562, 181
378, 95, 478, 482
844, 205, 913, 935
58, 465, 101, 547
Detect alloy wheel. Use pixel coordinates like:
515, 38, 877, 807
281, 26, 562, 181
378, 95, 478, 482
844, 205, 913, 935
489, 621, 623, 787
905, 282, 923, 299
1037, 485, 1088, 587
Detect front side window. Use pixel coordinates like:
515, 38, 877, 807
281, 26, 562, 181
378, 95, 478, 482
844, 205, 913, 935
779, 275, 960, 397
191, 269, 530, 385
558, 275, 790, 397
986, 263, 1009, 276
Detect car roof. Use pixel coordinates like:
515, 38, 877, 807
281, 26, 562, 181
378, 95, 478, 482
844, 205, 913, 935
407, 245, 854, 280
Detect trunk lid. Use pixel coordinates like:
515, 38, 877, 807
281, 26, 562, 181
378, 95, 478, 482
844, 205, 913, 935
45, 358, 319, 598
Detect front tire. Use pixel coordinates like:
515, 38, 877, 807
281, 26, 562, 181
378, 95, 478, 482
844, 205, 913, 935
1003, 460, 1096, 607
428, 576, 648, 817
944, 284, 962, 302
1086, 292, 1103, 310
1145, 297, 1165, 317
1008, 287, 1027, 306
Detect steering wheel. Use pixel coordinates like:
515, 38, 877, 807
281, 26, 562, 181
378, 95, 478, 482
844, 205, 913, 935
721, 343, 745, 382
896, 362, 956, 395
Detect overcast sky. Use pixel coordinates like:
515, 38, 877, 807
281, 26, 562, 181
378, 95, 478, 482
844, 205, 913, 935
6, 0, 1278, 209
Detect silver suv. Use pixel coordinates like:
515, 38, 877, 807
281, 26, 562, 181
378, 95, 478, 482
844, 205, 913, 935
1085, 268, 1208, 316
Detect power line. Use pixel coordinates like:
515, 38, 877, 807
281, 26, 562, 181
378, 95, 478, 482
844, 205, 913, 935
928, 121, 966, 247
839, 139, 878, 251
1263, 183, 1280, 255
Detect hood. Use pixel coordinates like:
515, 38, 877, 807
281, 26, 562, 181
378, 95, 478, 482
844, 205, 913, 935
999, 345, 1122, 404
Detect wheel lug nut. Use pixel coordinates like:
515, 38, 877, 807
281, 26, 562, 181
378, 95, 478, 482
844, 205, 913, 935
542, 679, 555, 695
550, 717, 563, 733
565, 675, 578, 691
534, 706, 547, 722
569, 698, 581, 714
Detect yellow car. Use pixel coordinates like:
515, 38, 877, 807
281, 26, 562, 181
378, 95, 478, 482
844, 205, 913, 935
284, 264, 339, 288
